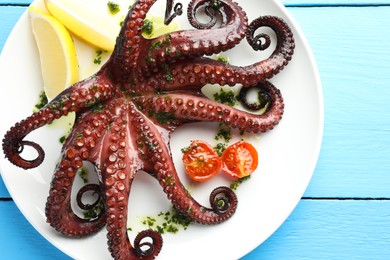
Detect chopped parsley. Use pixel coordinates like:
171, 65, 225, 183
142, 19, 154, 36
107, 1, 120, 15
216, 54, 230, 64
210, 0, 222, 10
34, 91, 48, 110
83, 200, 104, 219
215, 123, 232, 143
78, 166, 89, 184
59, 135, 67, 144
214, 142, 226, 156
94, 49, 107, 65
213, 88, 237, 107
230, 176, 251, 191
156, 111, 175, 124
139, 207, 193, 234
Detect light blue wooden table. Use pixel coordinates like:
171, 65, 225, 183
1, 0, 390, 259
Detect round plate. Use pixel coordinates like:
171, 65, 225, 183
0, 0, 323, 259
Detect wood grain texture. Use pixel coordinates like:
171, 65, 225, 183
0, 6, 25, 50
288, 6, 390, 198
0, 202, 70, 259
244, 199, 390, 259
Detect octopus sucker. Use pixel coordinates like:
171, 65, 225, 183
2, 0, 295, 259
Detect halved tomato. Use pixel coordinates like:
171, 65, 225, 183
221, 141, 258, 178
182, 140, 221, 182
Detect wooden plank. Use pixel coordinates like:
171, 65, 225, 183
244, 199, 390, 259
0, 201, 70, 259
0, 177, 10, 197
0, 0, 31, 4
1, 199, 390, 259
0, 6, 25, 50
287, 6, 390, 198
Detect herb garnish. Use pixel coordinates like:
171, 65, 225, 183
142, 19, 153, 36
213, 88, 237, 107
139, 207, 193, 234
107, 1, 120, 15
34, 91, 48, 110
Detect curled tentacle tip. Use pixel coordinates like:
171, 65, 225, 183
209, 186, 238, 216
238, 81, 273, 111
3, 138, 45, 169
134, 229, 163, 258
76, 184, 103, 212
164, 0, 183, 25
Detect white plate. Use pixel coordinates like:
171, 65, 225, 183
0, 0, 323, 259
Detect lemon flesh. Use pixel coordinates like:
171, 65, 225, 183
29, 6, 79, 101
44, 0, 121, 51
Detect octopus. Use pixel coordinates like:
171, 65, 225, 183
2, 0, 295, 259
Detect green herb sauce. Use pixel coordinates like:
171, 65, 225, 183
214, 142, 226, 156
156, 111, 175, 124
142, 19, 153, 36
215, 123, 232, 143
230, 176, 251, 191
107, 1, 120, 15
213, 88, 237, 107
34, 91, 48, 110
94, 50, 107, 65
78, 166, 89, 184
139, 207, 193, 234
83, 200, 104, 219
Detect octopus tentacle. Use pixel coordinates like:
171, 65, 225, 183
112, 0, 159, 81
138, 15, 294, 92
87, 99, 161, 259
2, 71, 114, 169
164, 0, 183, 25
45, 146, 106, 237
135, 112, 237, 224
137, 0, 248, 76
187, 0, 229, 30
45, 104, 116, 236
133, 230, 163, 259
76, 184, 102, 210
134, 80, 284, 133
245, 15, 295, 77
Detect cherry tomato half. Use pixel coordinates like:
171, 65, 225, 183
182, 140, 221, 182
221, 141, 258, 178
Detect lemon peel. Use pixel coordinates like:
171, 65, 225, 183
44, 0, 121, 51
29, 6, 79, 101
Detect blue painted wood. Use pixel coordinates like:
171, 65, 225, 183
287, 6, 390, 198
0, 6, 26, 50
0, 176, 10, 197
0, 201, 70, 259
243, 199, 390, 259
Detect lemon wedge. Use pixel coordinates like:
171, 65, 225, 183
29, 6, 79, 101
44, 0, 121, 51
